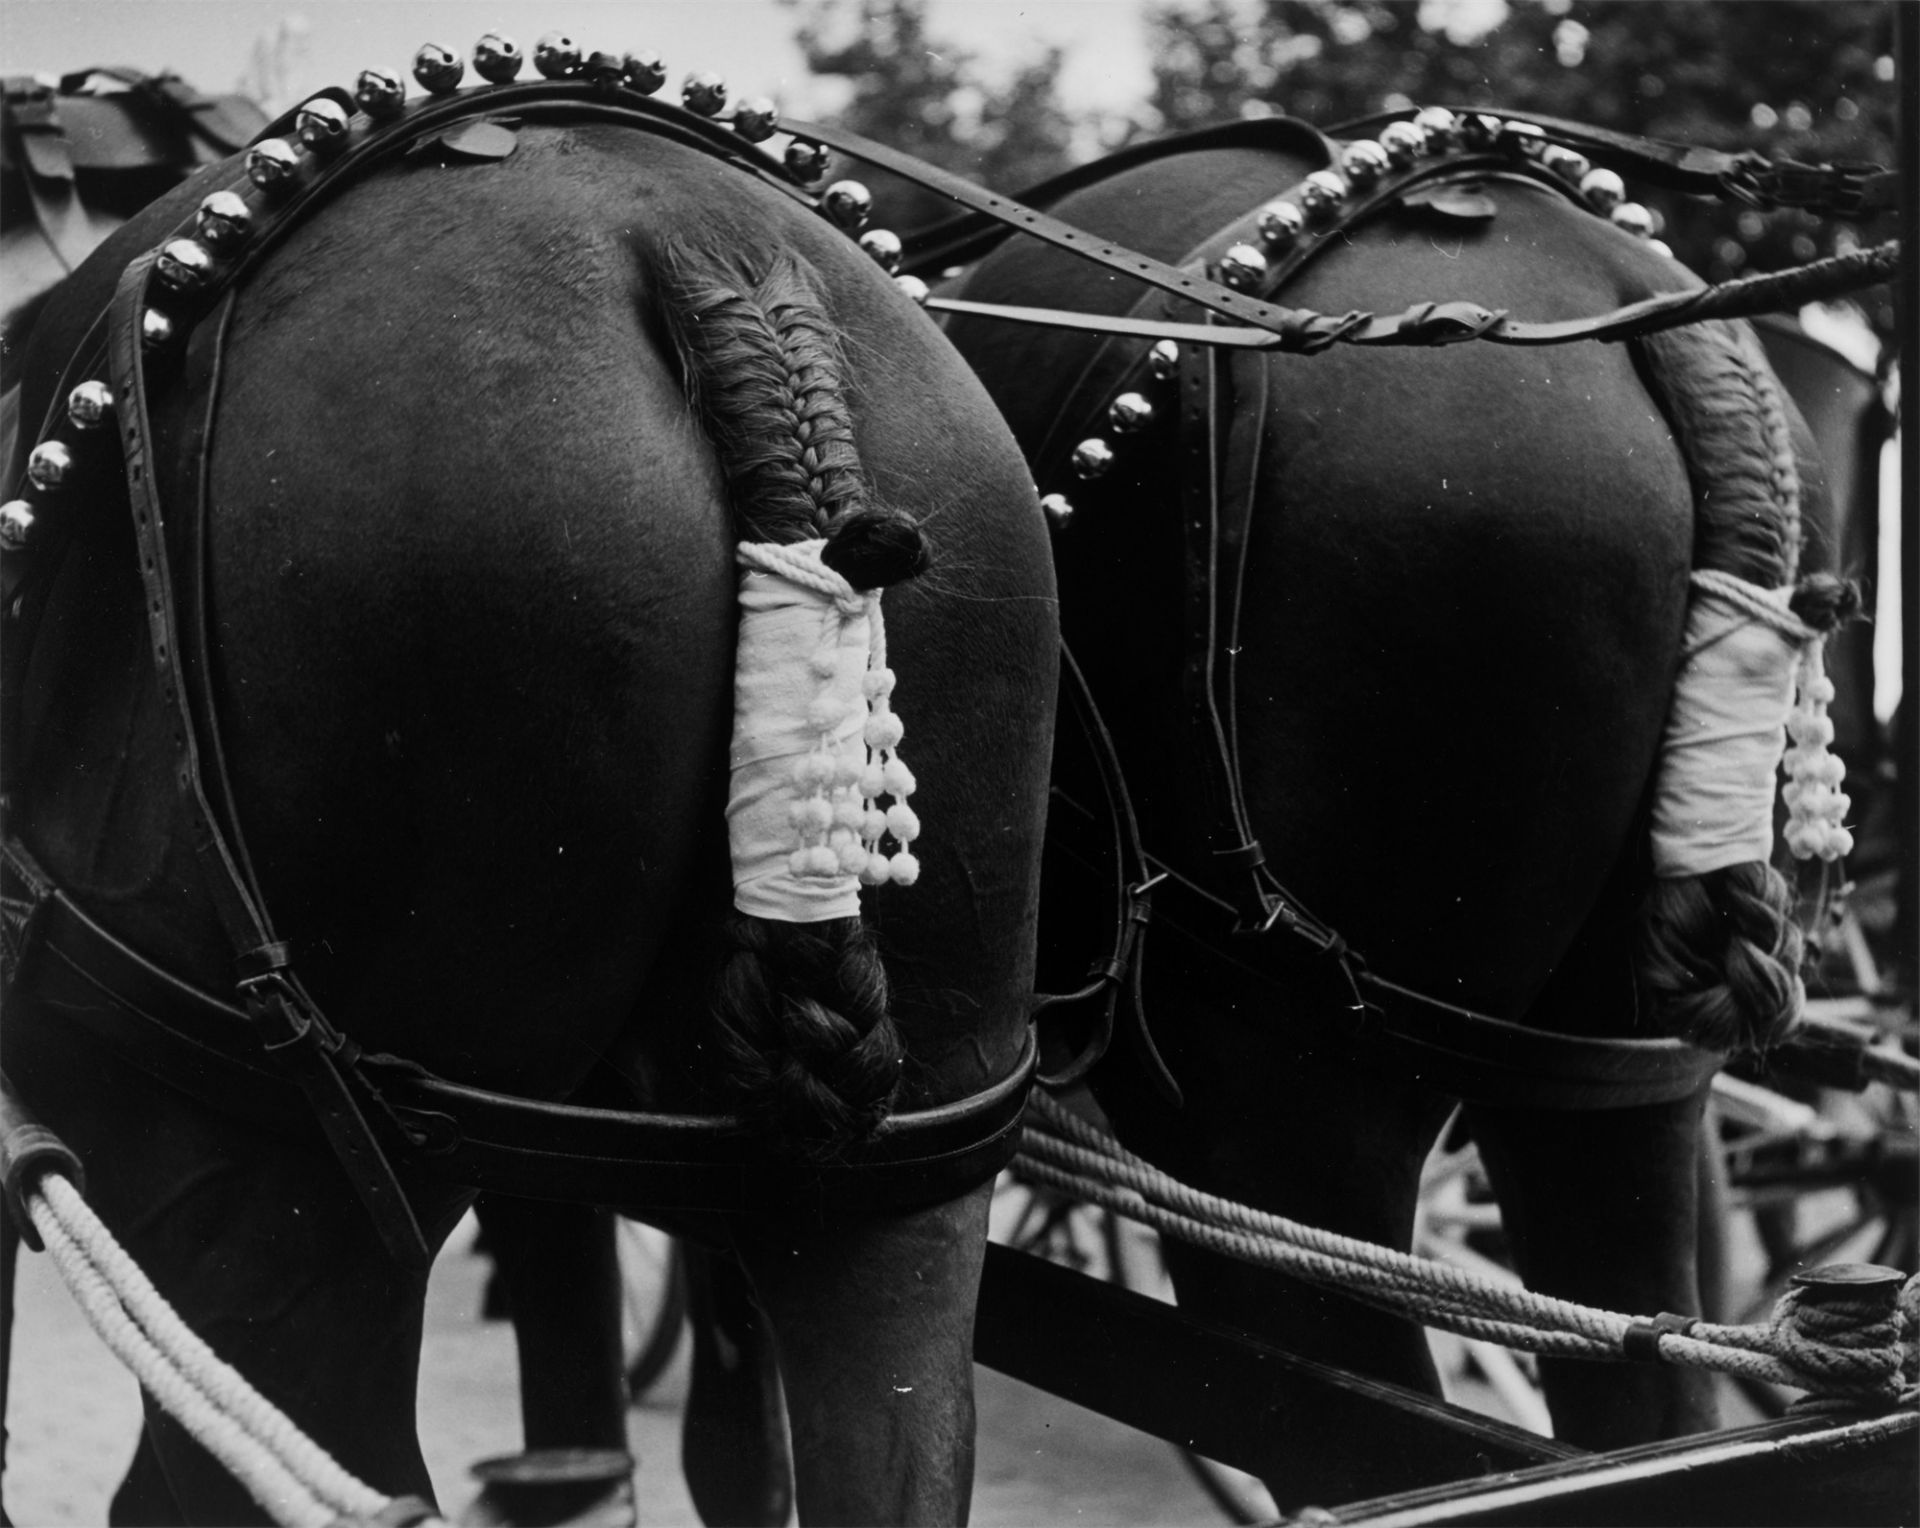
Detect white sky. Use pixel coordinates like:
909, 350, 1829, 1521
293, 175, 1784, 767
0, 1, 1165, 120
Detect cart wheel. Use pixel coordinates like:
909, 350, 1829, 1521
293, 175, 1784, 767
1719, 1078, 1919, 1418
617, 1220, 689, 1402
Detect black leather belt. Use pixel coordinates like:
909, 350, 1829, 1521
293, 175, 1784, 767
4, 836, 1037, 1222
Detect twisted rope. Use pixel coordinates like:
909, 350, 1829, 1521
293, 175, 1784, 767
1019, 1092, 1916, 1404
737, 538, 870, 619
25, 1170, 442, 1528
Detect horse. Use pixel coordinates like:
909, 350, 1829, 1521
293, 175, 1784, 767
447, 112, 1886, 1517
0, 59, 1056, 1528
906, 109, 1857, 1483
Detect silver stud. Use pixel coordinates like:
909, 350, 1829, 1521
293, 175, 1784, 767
581, 51, 626, 90
194, 191, 252, 252
1217, 243, 1267, 290
1108, 392, 1154, 433
785, 140, 828, 183
1580, 167, 1626, 213
156, 238, 215, 294
858, 229, 903, 273
473, 33, 523, 83
1500, 120, 1547, 157
413, 44, 464, 94
1611, 201, 1655, 238
0, 500, 35, 552
682, 72, 727, 117
732, 96, 778, 142
27, 441, 74, 492
1040, 493, 1073, 530
1541, 144, 1590, 183
295, 97, 351, 153
893, 274, 930, 305
1341, 140, 1390, 187
1378, 120, 1425, 166
1257, 201, 1305, 251
1071, 439, 1114, 480
355, 67, 407, 119
1147, 339, 1180, 380
141, 308, 176, 350
821, 180, 871, 230
623, 51, 667, 94
67, 380, 114, 430
1411, 106, 1457, 149
533, 32, 582, 79
1299, 170, 1348, 220
246, 138, 301, 192
1459, 112, 1503, 150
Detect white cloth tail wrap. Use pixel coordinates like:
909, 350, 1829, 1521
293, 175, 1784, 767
729, 538, 920, 923
1649, 569, 1849, 879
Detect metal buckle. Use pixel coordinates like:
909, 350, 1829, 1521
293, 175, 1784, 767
1233, 893, 1291, 937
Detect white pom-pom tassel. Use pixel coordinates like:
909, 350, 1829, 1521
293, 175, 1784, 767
859, 856, 893, 887
863, 667, 897, 701
789, 797, 834, 834
864, 711, 905, 751
1782, 637, 1849, 862
881, 757, 916, 798
887, 850, 920, 886
1788, 713, 1834, 748
885, 803, 920, 843
800, 846, 841, 878
791, 753, 833, 790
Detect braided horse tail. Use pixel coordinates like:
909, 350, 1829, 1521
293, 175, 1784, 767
1632, 319, 1859, 1053
661, 243, 930, 1152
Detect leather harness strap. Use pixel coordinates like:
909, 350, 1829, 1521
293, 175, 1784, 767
886, 109, 1892, 280
2, 834, 1038, 1220
108, 250, 433, 1264
1336, 107, 1901, 219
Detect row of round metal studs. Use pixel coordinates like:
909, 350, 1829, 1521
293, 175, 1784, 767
1040, 104, 1673, 532
1210, 107, 1669, 298
0, 380, 115, 551
0, 33, 928, 555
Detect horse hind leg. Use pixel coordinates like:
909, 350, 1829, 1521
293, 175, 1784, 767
680, 1243, 792, 1528
1464, 887, 1720, 1447
109, 1423, 183, 1527
726, 1186, 994, 1526
472, 1195, 629, 1454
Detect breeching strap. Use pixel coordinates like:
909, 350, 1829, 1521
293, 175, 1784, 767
106, 245, 430, 1268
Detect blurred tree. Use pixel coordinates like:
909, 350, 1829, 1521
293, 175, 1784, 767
786, 0, 1076, 191
1138, 1, 1899, 323
237, 12, 311, 114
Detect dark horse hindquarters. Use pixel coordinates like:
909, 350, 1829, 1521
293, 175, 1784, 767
3, 111, 1056, 1524
943, 136, 1818, 1469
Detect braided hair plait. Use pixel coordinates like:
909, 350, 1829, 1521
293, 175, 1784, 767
1632, 319, 1858, 1054
711, 914, 904, 1149
661, 242, 925, 1151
